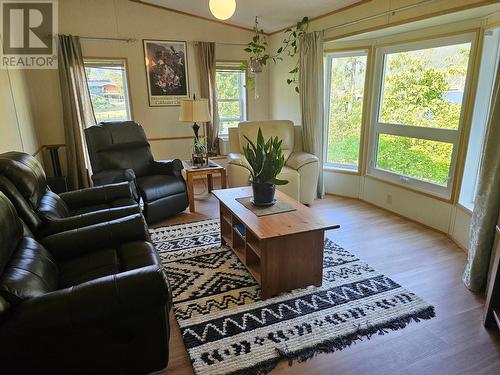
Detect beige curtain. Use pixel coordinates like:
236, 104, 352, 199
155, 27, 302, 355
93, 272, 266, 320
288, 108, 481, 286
299, 31, 324, 198
58, 35, 95, 190
196, 42, 219, 155
463, 62, 500, 292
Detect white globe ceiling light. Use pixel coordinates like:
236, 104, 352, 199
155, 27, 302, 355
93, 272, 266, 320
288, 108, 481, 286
209, 0, 236, 20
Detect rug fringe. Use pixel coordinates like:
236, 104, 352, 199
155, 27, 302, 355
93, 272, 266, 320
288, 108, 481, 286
229, 306, 435, 375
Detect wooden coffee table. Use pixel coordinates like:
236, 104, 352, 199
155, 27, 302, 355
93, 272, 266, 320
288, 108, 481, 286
183, 159, 226, 212
212, 187, 340, 299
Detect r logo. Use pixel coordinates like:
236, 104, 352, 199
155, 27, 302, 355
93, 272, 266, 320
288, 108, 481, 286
2, 1, 53, 54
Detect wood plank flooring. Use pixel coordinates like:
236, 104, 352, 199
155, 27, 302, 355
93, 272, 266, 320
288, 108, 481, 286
152, 184, 500, 375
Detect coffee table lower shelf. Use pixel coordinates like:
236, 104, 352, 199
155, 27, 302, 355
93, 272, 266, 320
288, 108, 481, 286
219, 203, 326, 299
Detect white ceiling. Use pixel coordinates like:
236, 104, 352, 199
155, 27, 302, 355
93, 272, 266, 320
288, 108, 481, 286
140, 0, 363, 33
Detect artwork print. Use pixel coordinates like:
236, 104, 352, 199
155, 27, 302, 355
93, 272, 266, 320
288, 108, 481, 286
143, 40, 189, 106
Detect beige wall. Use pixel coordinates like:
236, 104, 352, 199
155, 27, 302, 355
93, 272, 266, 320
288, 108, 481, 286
0, 69, 40, 155
27, 0, 269, 162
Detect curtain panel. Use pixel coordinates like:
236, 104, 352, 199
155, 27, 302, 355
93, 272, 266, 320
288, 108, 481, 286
463, 62, 500, 292
58, 35, 95, 190
195, 42, 219, 155
299, 31, 325, 198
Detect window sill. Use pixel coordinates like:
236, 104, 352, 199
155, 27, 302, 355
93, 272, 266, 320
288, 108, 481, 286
456, 202, 473, 215
323, 165, 360, 175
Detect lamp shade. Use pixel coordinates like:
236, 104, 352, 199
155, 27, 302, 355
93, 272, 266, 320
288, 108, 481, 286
179, 98, 211, 123
209, 0, 236, 20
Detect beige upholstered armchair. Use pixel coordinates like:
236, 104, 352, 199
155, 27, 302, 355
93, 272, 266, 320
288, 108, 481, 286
227, 120, 319, 205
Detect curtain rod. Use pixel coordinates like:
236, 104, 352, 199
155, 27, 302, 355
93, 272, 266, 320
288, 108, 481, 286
51, 35, 246, 46
192, 41, 247, 47
323, 0, 434, 34
80, 36, 138, 43
50, 34, 138, 43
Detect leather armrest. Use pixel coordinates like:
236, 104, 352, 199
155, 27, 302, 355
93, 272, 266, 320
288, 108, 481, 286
0, 295, 9, 323
39, 205, 141, 238
59, 182, 133, 209
227, 153, 252, 171
286, 151, 319, 170
6, 265, 170, 332
91, 169, 136, 186
41, 214, 149, 261
149, 160, 183, 178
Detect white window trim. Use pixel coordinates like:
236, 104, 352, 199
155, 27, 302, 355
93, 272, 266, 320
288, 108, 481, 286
84, 58, 132, 122
459, 28, 500, 211
323, 49, 369, 172
367, 33, 476, 200
216, 64, 247, 136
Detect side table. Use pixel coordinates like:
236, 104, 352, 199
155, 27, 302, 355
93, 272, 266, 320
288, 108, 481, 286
182, 159, 227, 212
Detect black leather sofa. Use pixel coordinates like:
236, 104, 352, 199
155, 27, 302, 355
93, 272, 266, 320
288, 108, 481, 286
0, 151, 140, 238
0, 192, 171, 373
85, 121, 189, 224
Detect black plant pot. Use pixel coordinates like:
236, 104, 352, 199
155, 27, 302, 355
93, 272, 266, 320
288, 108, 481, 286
251, 182, 276, 206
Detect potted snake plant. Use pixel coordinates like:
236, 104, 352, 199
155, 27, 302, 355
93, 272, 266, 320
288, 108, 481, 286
242, 128, 288, 206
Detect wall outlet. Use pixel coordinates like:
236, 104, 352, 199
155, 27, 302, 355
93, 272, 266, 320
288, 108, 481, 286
386, 194, 392, 204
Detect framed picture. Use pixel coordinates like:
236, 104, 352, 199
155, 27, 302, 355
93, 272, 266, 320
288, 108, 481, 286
143, 39, 190, 106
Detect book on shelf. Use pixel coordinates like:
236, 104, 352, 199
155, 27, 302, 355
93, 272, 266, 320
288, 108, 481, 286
234, 223, 246, 237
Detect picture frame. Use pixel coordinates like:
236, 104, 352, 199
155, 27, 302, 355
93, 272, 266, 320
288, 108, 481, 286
143, 39, 190, 107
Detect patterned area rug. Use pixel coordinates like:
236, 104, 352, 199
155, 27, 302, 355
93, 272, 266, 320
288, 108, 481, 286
150, 219, 435, 375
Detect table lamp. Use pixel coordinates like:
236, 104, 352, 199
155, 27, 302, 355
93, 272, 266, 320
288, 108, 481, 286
179, 95, 211, 166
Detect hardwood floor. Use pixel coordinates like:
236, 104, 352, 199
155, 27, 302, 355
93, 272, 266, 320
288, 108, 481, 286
153, 185, 500, 375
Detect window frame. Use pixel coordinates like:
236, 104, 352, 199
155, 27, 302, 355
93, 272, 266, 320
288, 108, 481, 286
367, 33, 476, 199
215, 62, 248, 136
83, 57, 133, 122
323, 49, 370, 173
459, 28, 500, 211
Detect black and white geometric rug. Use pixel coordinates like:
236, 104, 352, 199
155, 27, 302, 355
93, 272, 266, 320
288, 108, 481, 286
150, 219, 435, 375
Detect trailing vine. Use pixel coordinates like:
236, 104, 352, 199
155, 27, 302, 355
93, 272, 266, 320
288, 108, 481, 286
280, 17, 309, 93
243, 16, 309, 93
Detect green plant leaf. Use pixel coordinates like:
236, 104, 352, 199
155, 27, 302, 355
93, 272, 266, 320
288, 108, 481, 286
271, 178, 289, 185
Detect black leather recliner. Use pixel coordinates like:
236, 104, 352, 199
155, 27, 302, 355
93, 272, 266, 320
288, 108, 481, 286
85, 121, 189, 224
0, 151, 140, 238
0, 192, 171, 373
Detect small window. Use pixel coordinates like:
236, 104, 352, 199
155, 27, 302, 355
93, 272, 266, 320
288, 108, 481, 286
84, 59, 132, 123
216, 63, 247, 135
324, 50, 368, 170
369, 34, 474, 198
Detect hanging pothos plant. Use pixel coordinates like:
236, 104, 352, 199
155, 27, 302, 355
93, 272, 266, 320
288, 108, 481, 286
243, 16, 309, 93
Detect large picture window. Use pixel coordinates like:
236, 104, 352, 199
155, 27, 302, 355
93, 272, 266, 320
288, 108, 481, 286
84, 59, 132, 123
324, 50, 368, 170
216, 63, 247, 136
369, 34, 474, 198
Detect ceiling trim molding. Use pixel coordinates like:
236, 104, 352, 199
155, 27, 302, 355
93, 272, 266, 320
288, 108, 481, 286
324, 0, 500, 42
129, 0, 259, 34
269, 0, 373, 36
